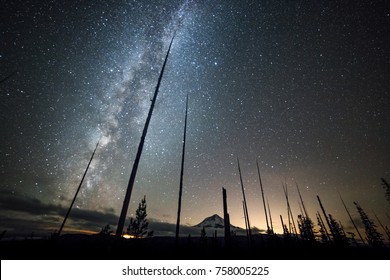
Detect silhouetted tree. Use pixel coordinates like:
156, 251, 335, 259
186, 234, 193, 250
316, 216, 328, 243
99, 224, 113, 235
297, 214, 315, 242
200, 226, 207, 247
282, 224, 290, 238
126, 196, 153, 238
200, 226, 207, 238
212, 230, 218, 248
381, 178, 390, 205
372, 211, 390, 243
354, 202, 384, 248
316, 213, 330, 244
385, 226, 390, 242
280, 215, 290, 239
347, 232, 359, 247
328, 214, 349, 246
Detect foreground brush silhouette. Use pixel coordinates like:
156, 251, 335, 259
1, 232, 389, 260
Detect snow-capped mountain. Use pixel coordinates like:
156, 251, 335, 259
194, 214, 240, 229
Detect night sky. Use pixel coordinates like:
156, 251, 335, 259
1, 0, 389, 238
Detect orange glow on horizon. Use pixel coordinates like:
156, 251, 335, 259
122, 234, 143, 239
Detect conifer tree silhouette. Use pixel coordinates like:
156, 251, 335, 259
327, 214, 349, 246
354, 201, 384, 248
381, 178, 390, 205
127, 196, 153, 238
316, 213, 330, 243
298, 214, 315, 242
99, 224, 113, 235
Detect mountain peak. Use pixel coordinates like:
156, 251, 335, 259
194, 214, 224, 228
209, 214, 222, 220
194, 214, 240, 229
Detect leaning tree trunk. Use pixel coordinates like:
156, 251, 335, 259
116, 35, 175, 238
58, 139, 100, 237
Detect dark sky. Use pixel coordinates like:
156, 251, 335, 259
1, 0, 389, 238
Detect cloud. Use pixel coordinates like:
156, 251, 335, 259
0, 190, 63, 216
0, 190, 118, 237
0, 190, 247, 239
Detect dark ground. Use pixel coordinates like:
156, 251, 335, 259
1, 234, 389, 260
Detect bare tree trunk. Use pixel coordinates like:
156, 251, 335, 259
256, 159, 270, 233
116, 35, 175, 238
373, 211, 390, 242
317, 211, 331, 241
296, 183, 309, 219
298, 200, 305, 217
282, 183, 298, 237
339, 193, 366, 246
175, 95, 189, 245
267, 199, 274, 233
280, 215, 287, 235
222, 187, 231, 247
243, 200, 250, 243
58, 139, 100, 237
317, 195, 334, 240
237, 158, 252, 241
296, 184, 314, 238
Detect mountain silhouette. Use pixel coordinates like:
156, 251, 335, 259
194, 214, 241, 229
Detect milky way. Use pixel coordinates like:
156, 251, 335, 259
1, 0, 390, 237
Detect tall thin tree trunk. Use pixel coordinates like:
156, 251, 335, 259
237, 158, 252, 240
58, 139, 100, 237
175, 95, 189, 245
280, 215, 287, 235
116, 35, 175, 238
243, 200, 250, 243
373, 211, 390, 242
283, 183, 298, 237
256, 159, 270, 234
296, 183, 309, 219
267, 199, 274, 233
296, 184, 314, 238
222, 187, 231, 247
339, 193, 366, 246
298, 200, 305, 217
317, 195, 334, 240
317, 211, 331, 241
